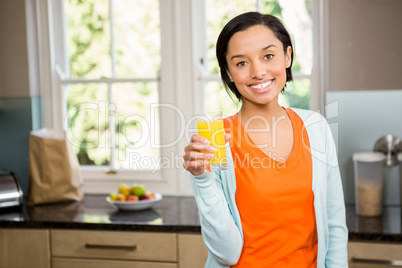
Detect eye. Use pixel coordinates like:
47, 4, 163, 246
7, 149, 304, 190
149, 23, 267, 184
236, 61, 247, 67
263, 54, 274, 60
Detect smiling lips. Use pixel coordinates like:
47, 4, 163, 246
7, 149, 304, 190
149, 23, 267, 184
249, 79, 274, 94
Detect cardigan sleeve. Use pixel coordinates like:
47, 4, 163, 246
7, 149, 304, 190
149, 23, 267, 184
279, 107, 349, 267
191, 171, 243, 266
323, 122, 349, 267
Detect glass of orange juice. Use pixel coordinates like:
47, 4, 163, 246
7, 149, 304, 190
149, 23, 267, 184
196, 111, 228, 172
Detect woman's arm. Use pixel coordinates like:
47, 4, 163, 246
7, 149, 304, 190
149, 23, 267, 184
324, 123, 349, 267
191, 171, 243, 266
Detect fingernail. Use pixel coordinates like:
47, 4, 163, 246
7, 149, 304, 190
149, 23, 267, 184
202, 139, 211, 145
206, 154, 214, 159
210, 146, 217, 152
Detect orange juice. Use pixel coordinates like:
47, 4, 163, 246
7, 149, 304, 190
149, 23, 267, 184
197, 118, 228, 172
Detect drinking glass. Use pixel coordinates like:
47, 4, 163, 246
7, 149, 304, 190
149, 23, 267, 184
196, 111, 228, 172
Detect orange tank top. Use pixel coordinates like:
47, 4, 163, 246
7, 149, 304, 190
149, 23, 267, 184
223, 108, 317, 268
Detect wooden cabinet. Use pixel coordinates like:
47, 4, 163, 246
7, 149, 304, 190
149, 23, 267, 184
52, 258, 176, 268
348, 241, 402, 268
51, 230, 177, 268
0, 229, 50, 268
178, 234, 208, 268
0, 228, 207, 268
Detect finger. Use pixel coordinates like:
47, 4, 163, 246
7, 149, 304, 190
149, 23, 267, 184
183, 159, 207, 176
183, 159, 206, 170
191, 134, 211, 145
183, 151, 214, 162
184, 142, 217, 153
192, 143, 218, 153
225, 133, 231, 143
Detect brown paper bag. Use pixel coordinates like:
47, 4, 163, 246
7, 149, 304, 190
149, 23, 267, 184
28, 128, 84, 205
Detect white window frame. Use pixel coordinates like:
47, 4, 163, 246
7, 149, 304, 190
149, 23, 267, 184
35, 0, 197, 195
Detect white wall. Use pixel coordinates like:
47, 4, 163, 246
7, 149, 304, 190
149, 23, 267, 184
328, 0, 402, 91
327, 90, 402, 205
0, 0, 31, 98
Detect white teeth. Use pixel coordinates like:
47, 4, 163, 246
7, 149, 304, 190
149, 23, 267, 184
250, 80, 272, 90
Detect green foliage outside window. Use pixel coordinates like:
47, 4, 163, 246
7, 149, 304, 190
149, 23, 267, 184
65, 0, 160, 168
66, 0, 109, 165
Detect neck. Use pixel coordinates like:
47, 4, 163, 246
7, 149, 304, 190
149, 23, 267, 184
238, 100, 286, 126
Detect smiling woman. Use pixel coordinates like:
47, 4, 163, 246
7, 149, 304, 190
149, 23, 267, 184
183, 11, 347, 268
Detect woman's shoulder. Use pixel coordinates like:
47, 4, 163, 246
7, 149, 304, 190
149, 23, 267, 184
288, 107, 316, 119
289, 107, 328, 127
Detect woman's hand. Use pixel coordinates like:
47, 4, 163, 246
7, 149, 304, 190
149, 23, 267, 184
183, 133, 231, 176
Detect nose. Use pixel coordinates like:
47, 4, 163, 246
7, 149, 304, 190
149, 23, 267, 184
250, 61, 267, 79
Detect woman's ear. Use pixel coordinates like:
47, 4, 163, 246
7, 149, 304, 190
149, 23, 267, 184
285, 46, 292, 68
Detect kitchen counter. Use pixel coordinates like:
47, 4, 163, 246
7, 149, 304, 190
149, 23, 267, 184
346, 204, 401, 242
0, 195, 201, 233
0, 195, 401, 241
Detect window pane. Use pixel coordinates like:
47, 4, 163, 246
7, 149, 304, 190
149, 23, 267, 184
66, 0, 111, 78
114, 0, 160, 77
112, 82, 160, 170
279, 79, 311, 109
206, 0, 257, 74
262, 1, 312, 75
204, 81, 240, 116
65, 84, 110, 166
260, 1, 283, 17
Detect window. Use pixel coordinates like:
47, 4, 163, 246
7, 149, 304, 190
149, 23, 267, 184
40, 0, 181, 194
63, 0, 161, 172
37, 0, 319, 194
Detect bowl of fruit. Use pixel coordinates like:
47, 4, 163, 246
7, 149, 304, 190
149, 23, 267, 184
106, 184, 162, 211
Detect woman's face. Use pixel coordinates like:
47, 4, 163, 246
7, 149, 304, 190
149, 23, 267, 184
225, 25, 291, 107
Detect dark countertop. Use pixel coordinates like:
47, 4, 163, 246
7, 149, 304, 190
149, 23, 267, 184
346, 204, 401, 242
0, 195, 401, 242
0, 195, 201, 233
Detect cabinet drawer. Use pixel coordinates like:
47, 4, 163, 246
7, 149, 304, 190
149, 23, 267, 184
51, 230, 177, 262
52, 257, 177, 268
348, 242, 402, 268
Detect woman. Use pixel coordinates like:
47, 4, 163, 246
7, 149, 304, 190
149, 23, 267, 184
183, 12, 348, 268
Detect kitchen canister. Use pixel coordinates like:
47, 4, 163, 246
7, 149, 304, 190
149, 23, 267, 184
353, 152, 386, 217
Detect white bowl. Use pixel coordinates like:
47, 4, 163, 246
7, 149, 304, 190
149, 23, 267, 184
106, 193, 162, 211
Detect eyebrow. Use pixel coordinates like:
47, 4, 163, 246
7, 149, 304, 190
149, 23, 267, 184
230, 44, 277, 60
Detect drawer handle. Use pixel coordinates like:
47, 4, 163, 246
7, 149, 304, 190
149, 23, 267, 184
351, 257, 402, 266
85, 243, 137, 251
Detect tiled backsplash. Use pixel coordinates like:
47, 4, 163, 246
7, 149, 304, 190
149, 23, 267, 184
0, 97, 36, 195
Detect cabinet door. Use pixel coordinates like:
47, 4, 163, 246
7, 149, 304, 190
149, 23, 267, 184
51, 229, 177, 262
52, 257, 177, 268
348, 241, 402, 268
178, 234, 208, 268
0, 228, 50, 268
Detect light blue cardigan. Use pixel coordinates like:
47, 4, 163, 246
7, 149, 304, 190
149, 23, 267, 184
191, 108, 348, 268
